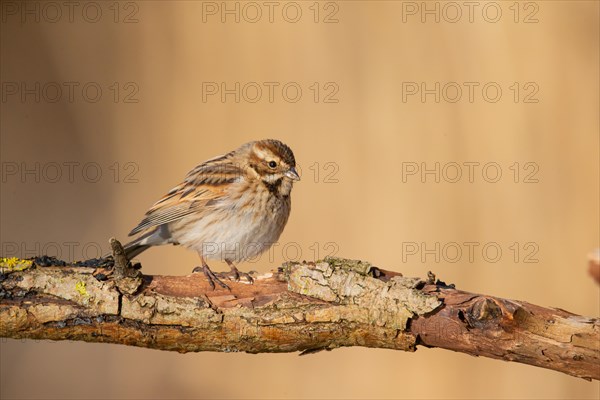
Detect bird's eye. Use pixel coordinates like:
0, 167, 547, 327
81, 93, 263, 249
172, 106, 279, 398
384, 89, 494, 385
268, 161, 277, 169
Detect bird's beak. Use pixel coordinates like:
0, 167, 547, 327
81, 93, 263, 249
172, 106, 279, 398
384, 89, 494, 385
285, 167, 300, 181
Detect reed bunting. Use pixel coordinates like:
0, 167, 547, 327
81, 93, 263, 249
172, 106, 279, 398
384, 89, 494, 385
123, 139, 300, 289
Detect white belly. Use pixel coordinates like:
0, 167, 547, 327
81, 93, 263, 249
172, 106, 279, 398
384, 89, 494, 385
170, 196, 290, 263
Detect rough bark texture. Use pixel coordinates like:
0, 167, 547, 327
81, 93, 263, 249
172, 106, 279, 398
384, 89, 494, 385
0, 255, 598, 381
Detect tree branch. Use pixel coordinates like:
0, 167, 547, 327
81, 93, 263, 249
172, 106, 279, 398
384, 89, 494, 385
0, 252, 598, 380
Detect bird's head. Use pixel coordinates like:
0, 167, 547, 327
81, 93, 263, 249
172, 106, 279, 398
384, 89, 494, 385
246, 139, 299, 183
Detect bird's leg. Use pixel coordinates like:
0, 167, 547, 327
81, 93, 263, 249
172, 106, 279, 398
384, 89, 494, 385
192, 255, 229, 290
215, 260, 254, 284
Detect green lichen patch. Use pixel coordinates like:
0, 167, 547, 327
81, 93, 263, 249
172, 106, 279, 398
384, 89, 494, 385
75, 281, 89, 297
0, 257, 33, 272
321, 256, 373, 276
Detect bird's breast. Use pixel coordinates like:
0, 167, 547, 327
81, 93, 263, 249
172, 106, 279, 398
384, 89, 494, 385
173, 179, 291, 262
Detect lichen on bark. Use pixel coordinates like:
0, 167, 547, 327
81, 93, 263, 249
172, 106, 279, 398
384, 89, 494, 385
285, 258, 441, 330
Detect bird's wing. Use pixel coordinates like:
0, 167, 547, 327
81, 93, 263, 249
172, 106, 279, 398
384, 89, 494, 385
128, 157, 244, 236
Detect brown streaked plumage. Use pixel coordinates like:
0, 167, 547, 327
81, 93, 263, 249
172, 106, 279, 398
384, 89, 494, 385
123, 139, 299, 289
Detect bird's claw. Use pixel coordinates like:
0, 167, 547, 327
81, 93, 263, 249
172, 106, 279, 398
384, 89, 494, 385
216, 267, 254, 284
192, 265, 230, 290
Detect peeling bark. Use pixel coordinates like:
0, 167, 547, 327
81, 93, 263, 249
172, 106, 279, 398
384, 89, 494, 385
0, 255, 598, 380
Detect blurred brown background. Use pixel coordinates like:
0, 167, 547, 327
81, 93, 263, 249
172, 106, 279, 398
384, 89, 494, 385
1, 1, 599, 399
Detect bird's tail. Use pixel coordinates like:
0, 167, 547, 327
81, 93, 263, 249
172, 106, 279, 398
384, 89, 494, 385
122, 238, 151, 259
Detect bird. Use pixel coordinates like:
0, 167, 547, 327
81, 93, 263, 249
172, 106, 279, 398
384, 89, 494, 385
122, 139, 300, 289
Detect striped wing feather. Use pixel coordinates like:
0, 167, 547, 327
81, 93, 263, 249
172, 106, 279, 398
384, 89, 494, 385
128, 157, 244, 236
